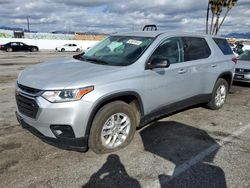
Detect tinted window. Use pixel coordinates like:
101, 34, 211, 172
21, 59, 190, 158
238, 50, 250, 61
11, 42, 18, 46
213, 38, 233, 55
151, 37, 184, 64
182, 37, 211, 61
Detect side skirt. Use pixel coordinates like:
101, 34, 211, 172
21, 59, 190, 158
140, 94, 212, 127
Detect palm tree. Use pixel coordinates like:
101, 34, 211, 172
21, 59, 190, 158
206, 0, 238, 35
206, 1, 210, 34
209, 0, 217, 34
212, 0, 224, 35
216, 0, 238, 34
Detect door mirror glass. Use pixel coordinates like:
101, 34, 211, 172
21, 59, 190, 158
146, 57, 170, 69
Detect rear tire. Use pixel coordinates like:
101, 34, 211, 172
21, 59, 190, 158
6, 47, 13, 52
61, 48, 65, 52
76, 48, 80, 52
89, 101, 137, 154
207, 78, 228, 110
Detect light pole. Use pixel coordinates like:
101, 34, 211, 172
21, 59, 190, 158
27, 16, 30, 32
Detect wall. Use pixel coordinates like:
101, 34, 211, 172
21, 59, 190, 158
0, 38, 99, 50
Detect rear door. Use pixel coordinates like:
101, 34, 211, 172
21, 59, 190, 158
68, 44, 75, 51
10, 42, 19, 51
181, 36, 212, 95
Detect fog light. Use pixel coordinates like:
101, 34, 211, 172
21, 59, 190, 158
50, 125, 75, 138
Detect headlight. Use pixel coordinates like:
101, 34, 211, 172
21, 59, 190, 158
42, 86, 94, 103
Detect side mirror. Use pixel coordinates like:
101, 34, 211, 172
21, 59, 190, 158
73, 52, 85, 59
146, 57, 170, 70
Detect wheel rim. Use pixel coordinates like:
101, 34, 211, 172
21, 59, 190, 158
215, 85, 226, 107
101, 113, 131, 149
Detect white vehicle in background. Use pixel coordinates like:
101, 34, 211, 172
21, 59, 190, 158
55, 44, 82, 52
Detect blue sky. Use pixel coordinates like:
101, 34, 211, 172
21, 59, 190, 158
0, 0, 249, 34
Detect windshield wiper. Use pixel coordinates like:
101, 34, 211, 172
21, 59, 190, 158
83, 57, 109, 65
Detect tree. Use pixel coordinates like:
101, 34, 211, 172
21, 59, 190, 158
216, 0, 238, 35
206, 0, 238, 35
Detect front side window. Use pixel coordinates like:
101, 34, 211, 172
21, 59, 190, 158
150, 37, 184, 64
182, 37, 211, 61
80, 36, 154, 66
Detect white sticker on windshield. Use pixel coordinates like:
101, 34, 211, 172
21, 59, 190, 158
126, 39, 142, 46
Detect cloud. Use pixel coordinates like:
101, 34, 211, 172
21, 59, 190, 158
0, 0, 248, 34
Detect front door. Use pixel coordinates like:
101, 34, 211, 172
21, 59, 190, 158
143, 37, 193, 114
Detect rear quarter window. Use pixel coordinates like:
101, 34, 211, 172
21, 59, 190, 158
182, 37, 211, 61
213, 38, 233, 55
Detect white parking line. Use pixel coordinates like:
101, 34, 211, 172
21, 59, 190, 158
146, 123, 250, 188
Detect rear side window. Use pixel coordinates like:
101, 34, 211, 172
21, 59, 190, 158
182, 37, 211, 61
213, 38, 233, 55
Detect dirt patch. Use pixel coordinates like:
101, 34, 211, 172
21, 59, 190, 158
0, 160, 19, 174
0, 143, 22, 151
212, 131, 230, 137
0, 75, 16, 83
0, 62, 38, 66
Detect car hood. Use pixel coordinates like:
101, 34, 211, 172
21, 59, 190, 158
18, 57, 125, 90
236, 60, 250, 70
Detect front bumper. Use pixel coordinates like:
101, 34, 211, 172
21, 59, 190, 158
16, 112, 88, 151
234, 73, 250, 83
15, 88, 94, 151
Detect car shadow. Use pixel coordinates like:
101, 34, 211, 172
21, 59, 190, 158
82, 154, 141, 188
233, 81, 250, 87
140, 121, 226, 188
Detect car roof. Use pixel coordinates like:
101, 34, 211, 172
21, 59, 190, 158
112, 31, 223, 39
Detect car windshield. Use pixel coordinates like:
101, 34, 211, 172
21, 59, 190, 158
79, 36, 154, 66
238, 50, 250, 61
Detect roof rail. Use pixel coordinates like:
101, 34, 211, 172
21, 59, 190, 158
143, 25, 157, 31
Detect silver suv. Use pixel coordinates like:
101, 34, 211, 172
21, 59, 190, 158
15, 32, 236, 153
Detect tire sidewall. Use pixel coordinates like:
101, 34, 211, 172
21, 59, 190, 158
7, 47, 12, 52
89, 101, 137, 154
31, 47, 37, 52
210, 79, 228, 110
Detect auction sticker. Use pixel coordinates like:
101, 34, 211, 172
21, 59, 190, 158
126, 39, 142, 46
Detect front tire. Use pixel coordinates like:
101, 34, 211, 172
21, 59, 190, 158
31, 47, 38, 52
207, 78, 228, 110
89, 101, 137, 154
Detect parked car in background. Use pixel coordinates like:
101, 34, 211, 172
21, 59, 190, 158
16, 32, 235, 154
55, 44, 81, 52
234, 50, 250, 83
233, 43, 244, 56
0, 42, 39, 52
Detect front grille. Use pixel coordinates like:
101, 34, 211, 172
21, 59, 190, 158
235, 68, 250, 73
16, 94, 39, 119
17, 83, 41, 95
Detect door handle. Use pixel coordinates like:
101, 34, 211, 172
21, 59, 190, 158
211, 63, 217, 67
178, 69, 187, 74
